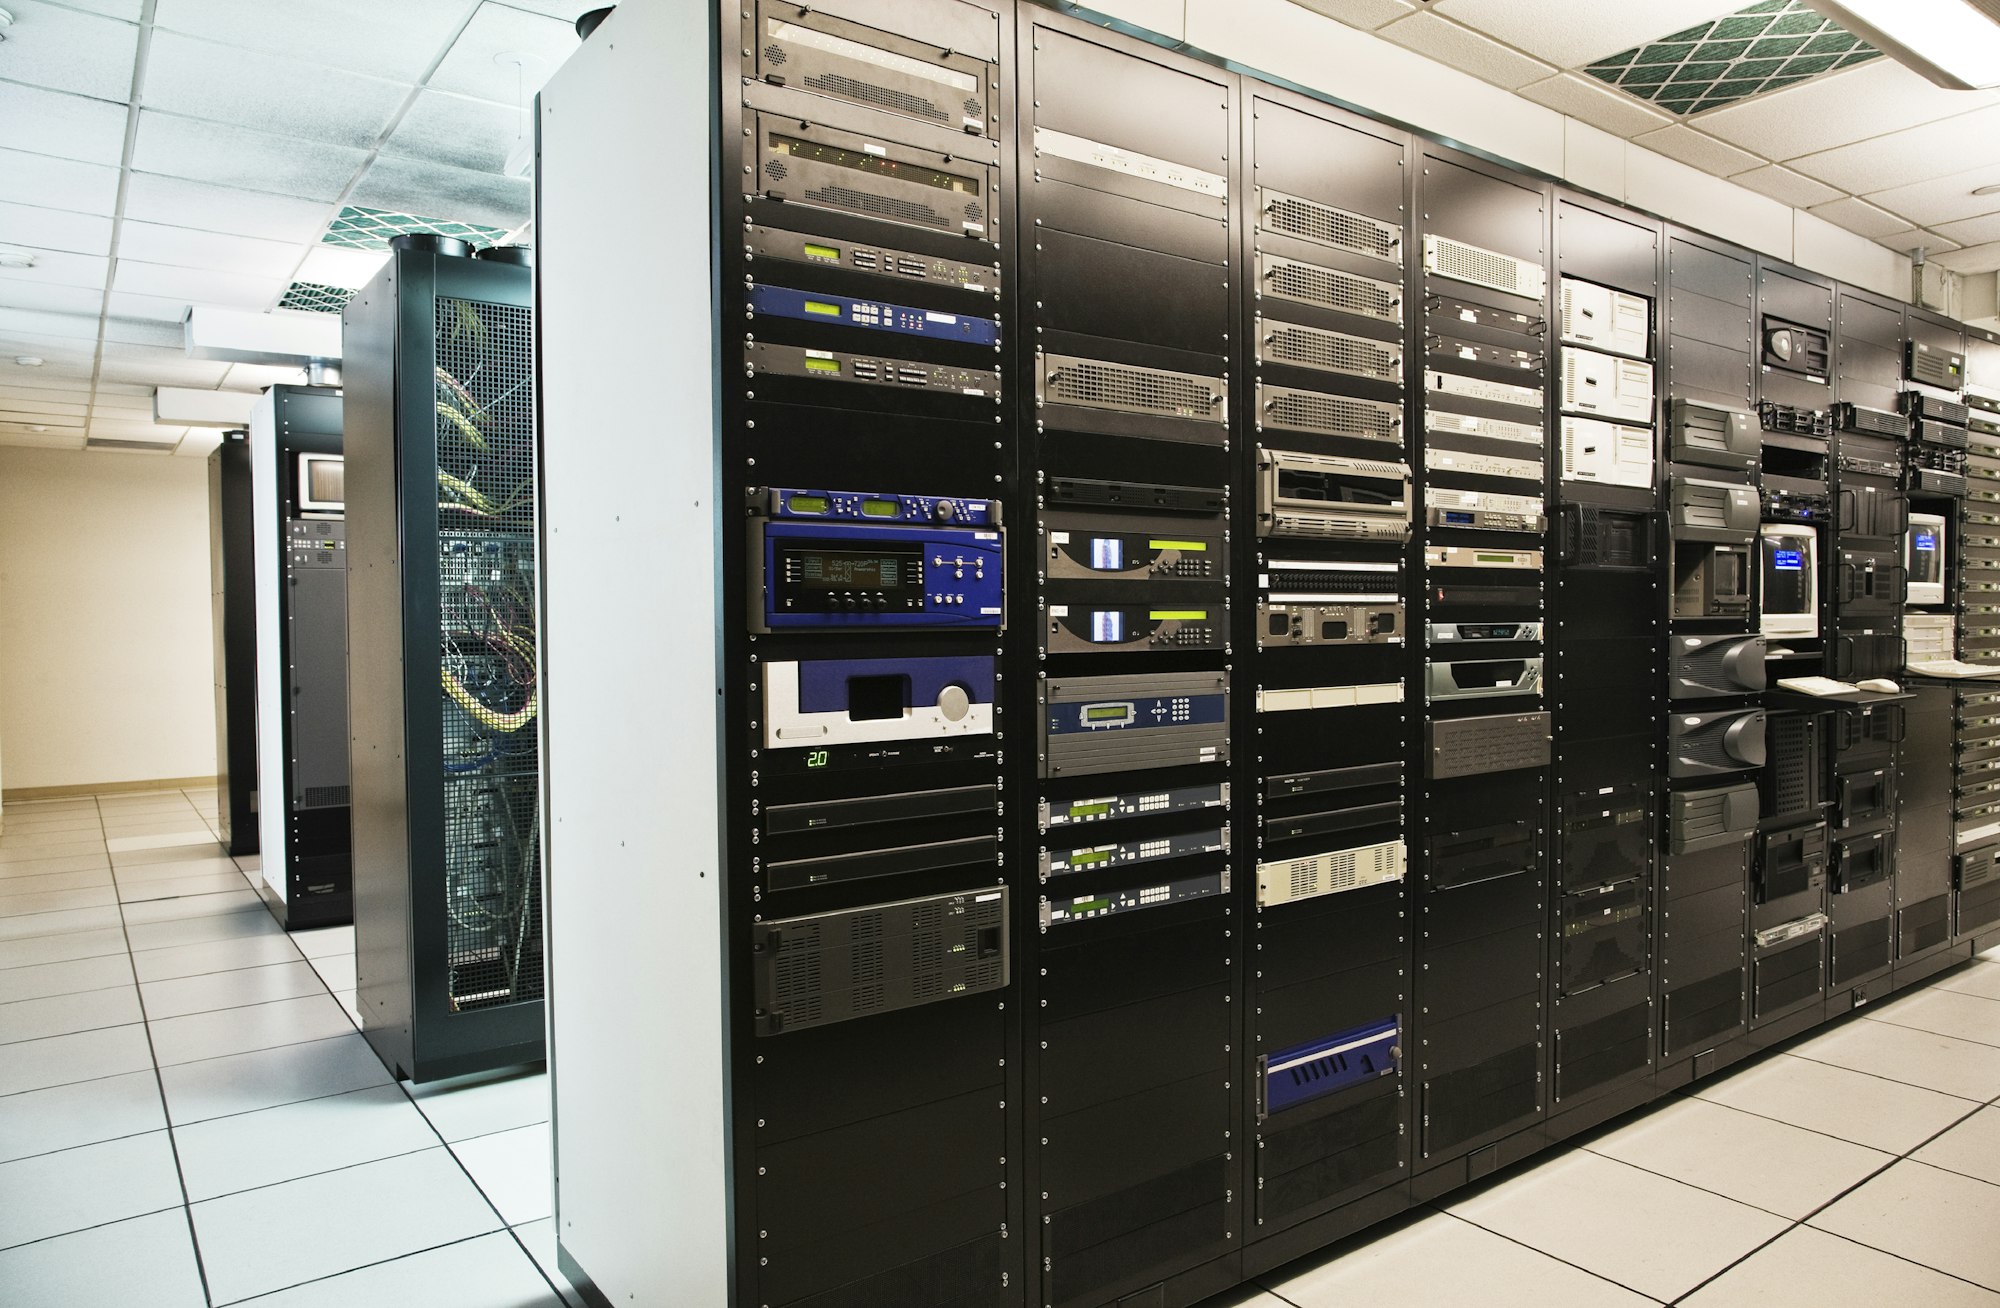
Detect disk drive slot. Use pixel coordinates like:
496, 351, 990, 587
1559, 278, 1650, 359
745, 342, 1000, 397
748, 284, 998, 345
748, 1, 994, 135
1670, 477, 1760, 543
766, 783, 1000, 835
1258, 187, 1402, 265
1258, 601, 1403, 647
1426, 657, 1542, 702
1041, 827, 1229, 880
1426, 445, 1545, 485
1256, 683, 1404, 713
751, 510, 1003, 632
1258, 1018, 1401, 1120
766, 834, 999, 892
1258, 383, 1404, 445
1038, 352, 1228, 438
1668, 782, 1758, 854
752, 888, 1008, 1035
1267, 761, 1404, 801
1427, 621, 1542, 644
1040, 870, 1230, 927
1762, 317, 1829, 378
1263, 559, 1399, 602
1560, 416, 1653, 488
1045, 604, 1223, 654
1256, 448, 1412, 542
1423, 235, 1547, 300
1426, 488, 1546, 534
1425, 293, 1547, 340
1835, 403, 1904, 438
1430, 819, 1538, 890
765, 656, 995, 749
744, 226, 996, 293
1256, 317, 1402, 384
1426, 712, 1552, 779
1426, 369, 1543, 412
1561, 348, 1654, 423
1257, 839, 1406, 907
1045, 476, 1227, 516
1040, 672, 1229, 779
747, 114, 997, 239
1259, 251, 1403, 325
1426, 409, 1544, 446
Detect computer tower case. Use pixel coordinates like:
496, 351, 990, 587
345, 238, 545, 1081
209, 428, 258, 857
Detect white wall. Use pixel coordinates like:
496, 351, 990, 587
0, 447, 217, 792
1081, 0, 1915, 299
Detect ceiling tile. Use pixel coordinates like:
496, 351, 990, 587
0, 281, 105, 316
0, 432, 87, 450
96, 356, 230, 387
1808, 195, 1918, 241
0, 0, 140, 101
114, 221, 304, 280
1936, 242, 2000, 273
1727, 163, 1842, 208
1377, 13, 1554, 89
1582, 2, 1881, 118
0, 382, 94, 405
348, 156, 532, 231
1518, 72, 1674, 137
105, 289, 202, 323
1862, 163, 2000, 228
1633, 124, 1764, 174
121, 174, 334, 245
140, 31, 414, 151
0, 391, 87, 415
1934, 213, 2000, 248
1789, 105, 2000, 194
0, 307, 102, 344
131, 112, 371, 203
1429, 0, 1739, 68
1695, 60, 2000, 162
295, 245, 392, 291
48, 0, 145, 17
0, 149, 121, 216
0, 200, 115, 256
0, 247, 112, 291
1288, 0, 1417, 27
380, 89, 524, 174
0, 82, 131, 167
426, 2, 580, 106
112, 260, 286, 312
151, 0, 472, 83
0, 408, 85, 429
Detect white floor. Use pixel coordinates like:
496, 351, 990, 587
4, 792, 2000, 1306
0, 790, 570, 1307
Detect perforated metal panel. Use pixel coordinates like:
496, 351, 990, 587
434, 294, 543, 1013
1258, 318, 1402, 383
1423, 235, 1546, 300
1258, 384, 1403, 444
1260, 252, 1403, 324
1039, 353, 1227, 422
1259, 188, 1401, 265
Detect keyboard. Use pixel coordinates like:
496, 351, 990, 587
1777, 676, 1859, 697
1907, 660, 2000, 680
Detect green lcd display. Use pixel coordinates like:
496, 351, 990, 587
1069, 802, 1111, 818
804, 357, 841, 374
786, 495, 830, 514
1070, 849, 1110, 867
803, 300, 842, 317
803, 242, 841, 262
861, 499, 899, 518
1085, 706, 1128, 722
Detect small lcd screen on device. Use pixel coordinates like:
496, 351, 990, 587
786, 545, 917, 591
1090, 611, 1125, 643
1089, 538, 1123, 571
1085, 705, 1127, 722
1773, 550, 1803, 570
1915, 532, 1937, 551
302, 457, 344, 506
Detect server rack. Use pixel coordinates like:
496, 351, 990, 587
250, 386, 352, 927
345, 239, 543, 1081
209, 427, 258, 857
539, 5, 2000, 1306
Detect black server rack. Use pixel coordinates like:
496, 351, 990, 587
346, 239, 544, 1081
261, 386, 353, 927
542, 5, 2000, 1305
209, 427, 258, 857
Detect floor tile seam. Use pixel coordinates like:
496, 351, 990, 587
496, 1219, 573, 1301
0, 1201, 190, 1256
0, 944, 129, 974
1860, 1010, 2000, 1050
433, 1113, 555, 1147
1927, 982, 2000, 1007
0, 974, 139, 1005
146, 987, 355, 1028
0, 1062, 160, 1101
104, 796, 220, 1308
390, 1065, 530, 1254
0, 1124, 171, 1168
1571, 1139, 1893, 1222
0, 1010, 146, 1049
164, 1071, 404, 1130
152, 1024, 376, 1072
1794, 1219, 2000, 1295
1673, 1090, 1965, 1153
1659, 1217, 1805, 1306
1780, 1042, 2000, 1098
207, 1231, 510, 1307
176, 1140, 447, 1207
1426, 1205, 1676, 1303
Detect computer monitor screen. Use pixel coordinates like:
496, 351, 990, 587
1908, 513, 1946, 605
1760, 526, 1817, 638
298, 453, 345, 513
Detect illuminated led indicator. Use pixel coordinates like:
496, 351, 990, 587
1069, 802, 1111, 818
1070, 849, 1110, 867
1148, 539, 1207, 551
1149, 610, 1208, 620
804, 300, 842, 317
1085, 705, 1130, 723
803, 243, 841, 262
804, 357, 842, 374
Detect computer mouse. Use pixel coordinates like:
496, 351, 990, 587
1858, 678, 1899, 693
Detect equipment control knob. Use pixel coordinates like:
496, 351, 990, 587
936, 500, 956, 521
937, 684, 971, 722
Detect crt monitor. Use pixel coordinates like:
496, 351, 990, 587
298, 452, 345, 514
1907, 512, 1946, 607
1760, 524, 1817, 639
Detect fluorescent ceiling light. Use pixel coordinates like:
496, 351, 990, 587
1806, 0, 2000, 90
